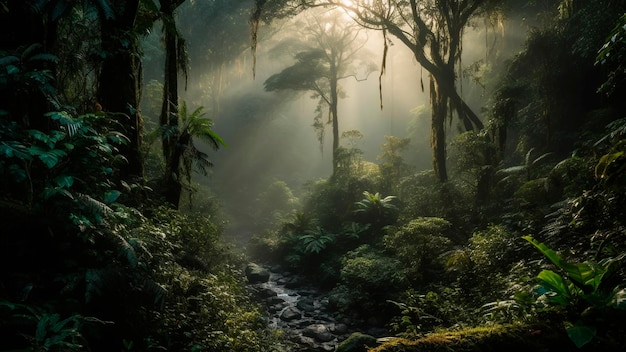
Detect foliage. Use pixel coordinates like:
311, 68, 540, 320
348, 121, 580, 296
0, 301, 111, 352
302, 176, 376, 233
157, 100, 227, 206
330, 245, 407, 320
0, 108, 131, 232
384, 217, 452, 283
388, 287, 473, 336
298, 226, 335, 254
377, 136, 411, 195
522, 236, 626, 348
398, 171, 473, 237
595, 12, 626, 97
443, 225, 536, 311
593, 118, 626, 189
353, 190, 399, 230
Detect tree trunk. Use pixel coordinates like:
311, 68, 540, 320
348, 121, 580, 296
430, 76, 448, 182
99, 0, 143, 181
159, 0, 182, 208
330, 66, 339, 176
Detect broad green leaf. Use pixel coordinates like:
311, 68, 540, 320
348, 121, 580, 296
523, 236, 603, 290
537, 269, 571, 299
566, 324, 596, 348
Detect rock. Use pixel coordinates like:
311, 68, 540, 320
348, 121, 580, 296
280, 307, 302, 321
335, 332, 378, 352
332, 323, 349, 334
297, 297, 316, 312
267, 296, 286, 305
245, 263, 270, 283
302, 323, 334, 342
284, 276, 303, 288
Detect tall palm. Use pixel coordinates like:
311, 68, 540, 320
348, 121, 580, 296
160, 101, 227, 208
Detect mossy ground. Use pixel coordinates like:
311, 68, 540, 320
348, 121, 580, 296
368, 323, 610, 352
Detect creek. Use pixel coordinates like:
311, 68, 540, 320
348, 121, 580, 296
247, 265, 370, 351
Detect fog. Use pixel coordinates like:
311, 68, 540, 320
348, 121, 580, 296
141, 3, 531, 242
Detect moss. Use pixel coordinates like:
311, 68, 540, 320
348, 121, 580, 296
336, 332, 378, 352
368, 324, 579, 352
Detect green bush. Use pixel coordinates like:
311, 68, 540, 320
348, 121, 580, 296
384, 217, 453, 283
330, 245, 407, 321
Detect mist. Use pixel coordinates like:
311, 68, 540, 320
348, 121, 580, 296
141, 2, 530, 243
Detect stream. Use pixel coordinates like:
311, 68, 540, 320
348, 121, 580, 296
247, 265, 365, 351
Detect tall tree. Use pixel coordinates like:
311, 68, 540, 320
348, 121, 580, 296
158, 0, 188, 208
263, 8, 375, 175
330, 0, 499, 182
98, 0, 144, 180
255, 0, 499, 182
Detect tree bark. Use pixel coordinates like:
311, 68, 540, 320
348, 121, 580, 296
330, 63, 340, 176
99, 0, 143, 181
159, 0, 186, 208
430, 76, 448, 182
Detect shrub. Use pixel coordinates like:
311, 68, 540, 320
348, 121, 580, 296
384, 218, 453, 284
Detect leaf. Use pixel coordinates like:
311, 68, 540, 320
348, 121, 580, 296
537, 269, 571, 299
523, 236, 604, 292
53, 175, 74, 188
610, 288, 626, 309
103, 190, 120, 204
38, 149, 67, 168
566, 324, 596, 348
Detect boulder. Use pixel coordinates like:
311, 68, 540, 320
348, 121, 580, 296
280, 307, 302, 321
245, 263, 270, 283
302, 323, 334, 342
335, 332, 378, 352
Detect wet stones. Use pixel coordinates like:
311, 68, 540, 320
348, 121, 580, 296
280, 307, 302, 321
245, 262, 270, 283
247, 265, 354, 351
302, 324, 334, 342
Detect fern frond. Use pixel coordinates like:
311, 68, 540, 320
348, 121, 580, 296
21, 43, 43, 61
114, 234, 138, 267
77, 193, 113, 219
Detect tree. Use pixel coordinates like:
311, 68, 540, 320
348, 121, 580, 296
98, 0, 144, 181
158, 101, 227, 209
263, 8, 375, 175
324, 0, 500, 182
157, 0, 189, 207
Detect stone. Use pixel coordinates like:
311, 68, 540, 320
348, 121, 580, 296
302, 323, 334, 342
332, 323, 349, 334
280, 307, 301, 321
335, 332, 378, 352
245, 263, 270, 283
297, 297, 316, 312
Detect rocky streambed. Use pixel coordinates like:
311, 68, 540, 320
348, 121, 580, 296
245, 263, 383, 351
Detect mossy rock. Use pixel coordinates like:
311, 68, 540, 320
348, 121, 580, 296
367, 324, 582, 352
336, 332, 378, 352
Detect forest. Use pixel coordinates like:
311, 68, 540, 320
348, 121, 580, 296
1, 0, 626, 351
